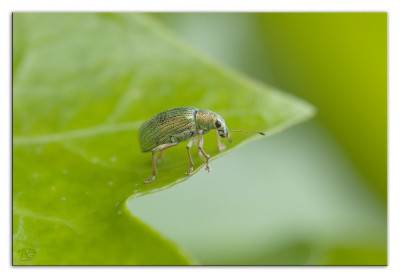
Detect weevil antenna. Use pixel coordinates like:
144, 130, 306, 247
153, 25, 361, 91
230, 130, 266, 136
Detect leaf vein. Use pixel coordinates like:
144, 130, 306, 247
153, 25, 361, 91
106, 87, 141, 124
13, 121, 143, 146
15, 208, 82, 234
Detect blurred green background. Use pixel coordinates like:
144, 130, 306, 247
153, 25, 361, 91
129, 13, 387, 265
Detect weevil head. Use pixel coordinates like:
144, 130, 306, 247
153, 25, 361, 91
214, 115, 229, 138
196, 109, 229, 138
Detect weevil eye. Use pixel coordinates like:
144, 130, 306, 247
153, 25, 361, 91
215, 120, 221, 128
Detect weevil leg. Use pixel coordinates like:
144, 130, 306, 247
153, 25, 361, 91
185, 136, 198, 175
143, 151, 157, 184
156, 151, 164, 164
198, 131, 212, 172
144, 143, 177, 184
215, 129, 226, 152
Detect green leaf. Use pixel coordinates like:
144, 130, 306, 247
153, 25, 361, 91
13, 13, 314, 265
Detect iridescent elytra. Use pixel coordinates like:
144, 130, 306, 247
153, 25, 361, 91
138, 107, 265, 183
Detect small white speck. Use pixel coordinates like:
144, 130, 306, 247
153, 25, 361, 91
91, 157, 99, 164
115, 201, 120, 207
33, 173, 38, 178
61, 197, 66, 200
51, 186, 56, 191
110, 156, 117, 163
62, 169, 68, 174
117, 210, 122, 215
108, 181, 114, 186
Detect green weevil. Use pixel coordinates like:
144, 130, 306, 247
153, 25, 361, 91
139, 107, 265, 183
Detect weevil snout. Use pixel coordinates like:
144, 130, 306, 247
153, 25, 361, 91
219, 129, 229, 138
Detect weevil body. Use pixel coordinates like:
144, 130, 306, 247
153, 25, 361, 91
139, 107, 263, 183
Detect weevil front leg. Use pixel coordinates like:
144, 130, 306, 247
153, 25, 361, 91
215, 129, 226, 152
144, 143, 177, 184
198, 131, 212, 172
185, 136, 198, 175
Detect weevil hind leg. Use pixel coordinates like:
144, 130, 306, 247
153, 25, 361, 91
185, 136, 198, 175
156, 151, 164, 164
143, 151, 157, 184
198, 131, 212, 172
143, 143, 178, 184
215, 129, 226, 152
